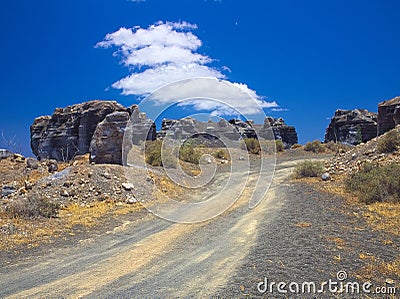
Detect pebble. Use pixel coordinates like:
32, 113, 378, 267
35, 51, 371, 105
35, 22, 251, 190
122, 183, 134, 191
103, 172, 112, 179
321, 173, 331, 181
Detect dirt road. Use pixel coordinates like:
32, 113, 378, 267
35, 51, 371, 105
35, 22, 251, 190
0, 157, 398, 298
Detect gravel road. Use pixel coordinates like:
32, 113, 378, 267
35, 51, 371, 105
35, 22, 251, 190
0, 156, 398, 298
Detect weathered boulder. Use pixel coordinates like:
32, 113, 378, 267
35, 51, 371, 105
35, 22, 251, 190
89, 111, 130, 164
325, 109, 378, 145
267, 117, 298, 148
30, 100, 126, 161
0, 149, 12, 159
378, 96, 400, 135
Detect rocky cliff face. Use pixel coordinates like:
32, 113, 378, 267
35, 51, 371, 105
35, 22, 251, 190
30, 101, 157, 163
325, 109, 378, 145
89, 106, 156, 164
158, 117, 298, 148
267, 117, 298, 148
378, 96, 400, 135
31, 100, 127, 161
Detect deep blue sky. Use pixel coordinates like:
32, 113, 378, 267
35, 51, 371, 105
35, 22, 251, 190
1, 0, 399, 156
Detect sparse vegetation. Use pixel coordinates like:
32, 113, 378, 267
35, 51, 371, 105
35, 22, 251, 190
145, 140, 163, 166
377, 130, 400, 153
293, 160, 325, 178
213, 149, 229, 160
6, 195, 59, 218
304, 140, 325, 153
290, 143, 302, 149
179, 141, 202, 164
324, 141, 350, 153
346, 162, 400, 204
243, 138, 261, 155
275, 139, 284, 152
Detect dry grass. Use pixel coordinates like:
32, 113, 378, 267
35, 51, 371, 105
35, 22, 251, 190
356, 256, 400, 282
361, 202, 400, 236
0, 200, 143, 251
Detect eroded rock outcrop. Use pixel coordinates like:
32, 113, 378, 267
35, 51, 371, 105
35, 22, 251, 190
157, 117, 298, 148
89, 111, 130, 164
31, 100, 126, 161
90, 106, 156, 164
325, 109, 378, 145
378, 96, 400, 135
267, 117, 298, 148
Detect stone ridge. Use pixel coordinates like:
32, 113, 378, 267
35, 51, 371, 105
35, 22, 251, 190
30, 100, 299, 163
324, 109, 378, 145
30, 100, 127, 161
378, 96, 400, 135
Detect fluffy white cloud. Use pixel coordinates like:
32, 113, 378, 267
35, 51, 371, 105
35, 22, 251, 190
112, 64, 224, 96
97, 21, 278, 116
145, 78, 277, 117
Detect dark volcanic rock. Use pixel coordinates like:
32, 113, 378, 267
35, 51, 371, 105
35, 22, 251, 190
89, 111, 130, 164
157, 116, 298, 149
378, 96, 400, 135
30, 100, 126, 161
325, 109, 378, 145
267, 117, 298, 148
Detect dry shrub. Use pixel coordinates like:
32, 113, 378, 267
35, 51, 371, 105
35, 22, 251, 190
275, 140, 284, 152
243, 138, 261, 155
377, 130, 400, 153
290, 143, 302, 149
6, 195, 59, 218
346, 162, 400, 204
293, 160, 325, 178
213, 149, 229, 160
304, 140, 325, 153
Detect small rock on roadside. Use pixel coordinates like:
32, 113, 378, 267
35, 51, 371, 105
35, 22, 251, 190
126, 197, 137, 204
103, 172, 112, 179
321, 172, 331, 181
2, 186, 16, 197
122, 183, 134, 191
26, 157, 39, 169
47, 160, 58, 172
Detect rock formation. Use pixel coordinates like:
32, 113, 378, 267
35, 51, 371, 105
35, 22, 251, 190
378, 96, 400, 135
89, 106, 156, 164
267, 117, 298, 148
89, 111, 130, 164
30, 101, 156, 163
31, 100, 298, 163
324, 109, 378, 145
31, 100, 126, 161
158, 117, 298, 148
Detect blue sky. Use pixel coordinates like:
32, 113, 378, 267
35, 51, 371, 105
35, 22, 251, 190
0, 0, 399, 156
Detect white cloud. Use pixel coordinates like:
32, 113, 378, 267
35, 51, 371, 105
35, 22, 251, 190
97, 21, 278, 115
113, 64, 225, 96
146, 78, 276, 117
